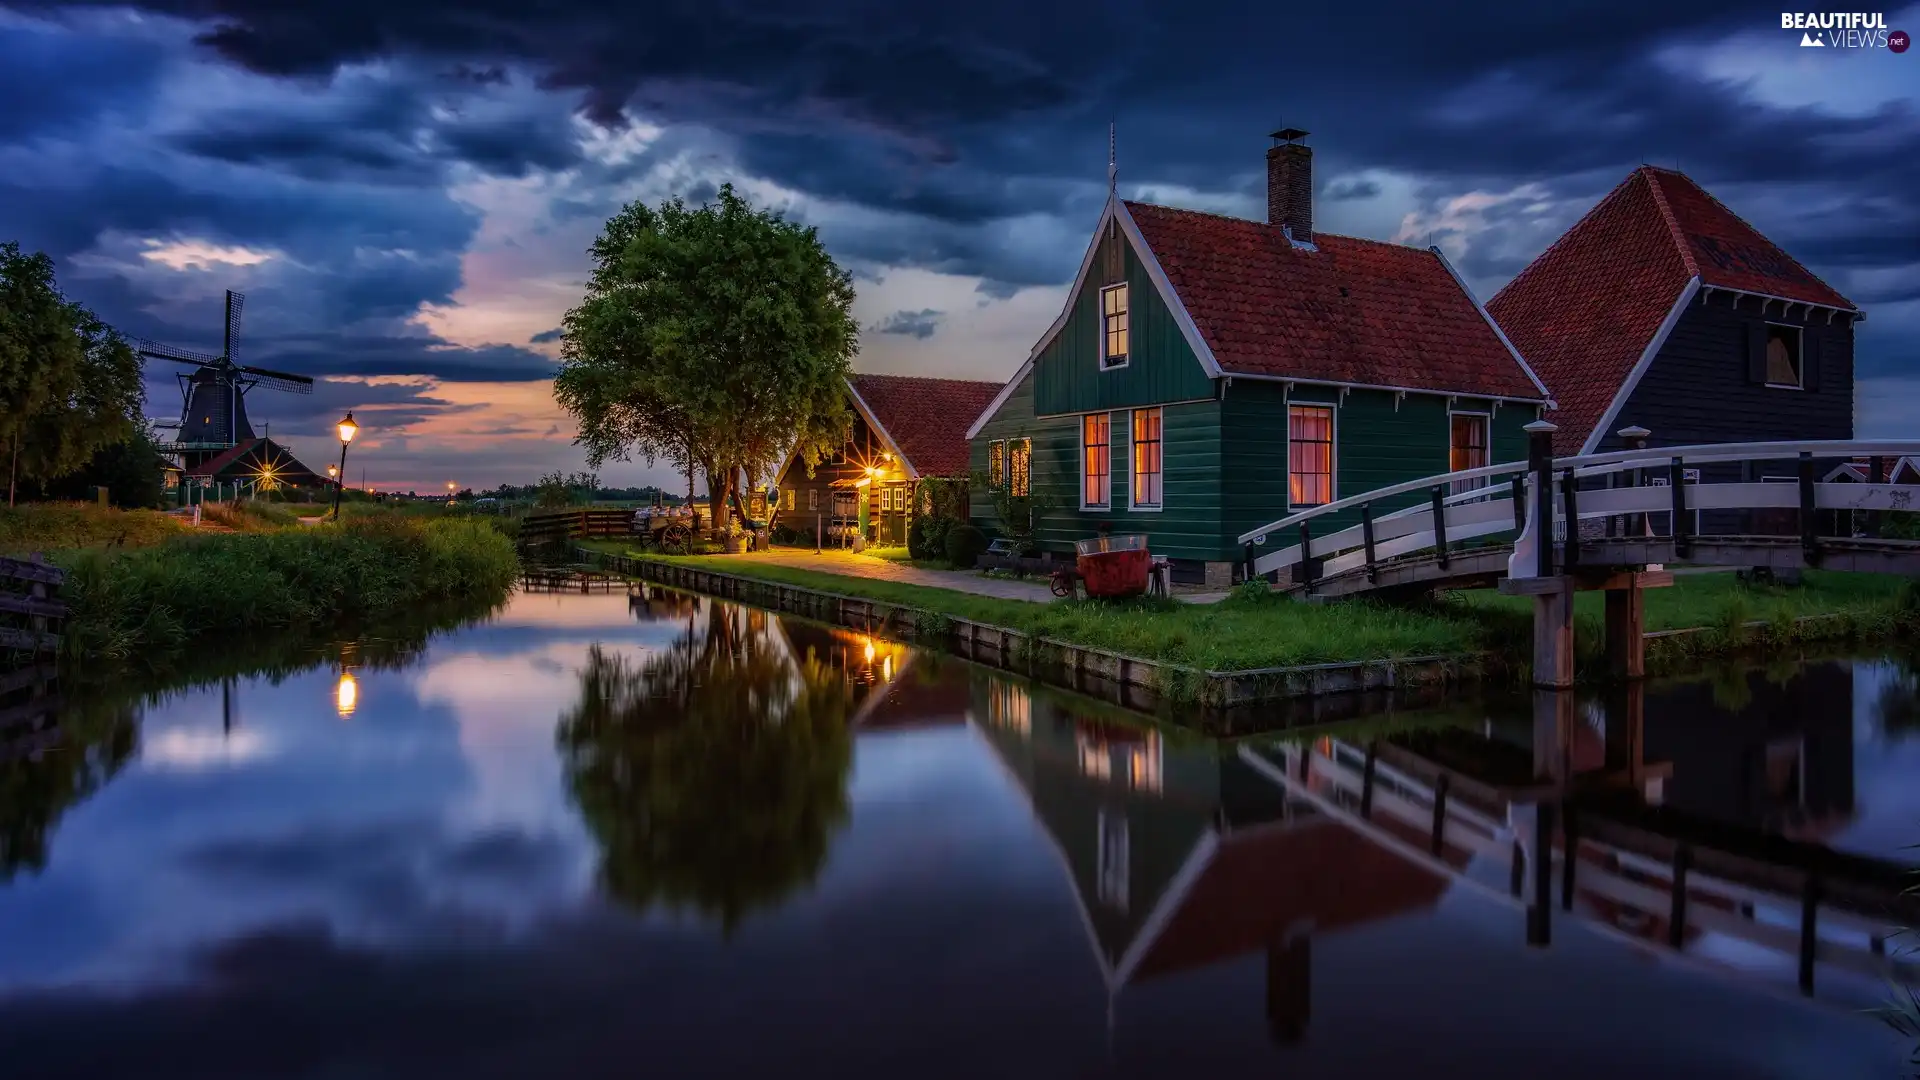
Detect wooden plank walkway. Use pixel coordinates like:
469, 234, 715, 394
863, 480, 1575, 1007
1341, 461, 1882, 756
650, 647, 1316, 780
1, 555, 66, 662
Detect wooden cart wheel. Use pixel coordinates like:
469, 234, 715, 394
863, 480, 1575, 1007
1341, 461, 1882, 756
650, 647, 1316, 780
1050, 572, 1075, 598
661, 524, 691, 555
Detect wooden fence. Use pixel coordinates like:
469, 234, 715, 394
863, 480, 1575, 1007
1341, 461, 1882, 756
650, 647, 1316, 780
519, 508, 636, 545
1, 555, 66, 662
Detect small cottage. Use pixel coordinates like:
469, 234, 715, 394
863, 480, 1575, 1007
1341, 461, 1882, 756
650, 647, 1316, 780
772, 373, 1002, 547
1487, 166, 1862, 460
181, 437, 329, 495
966, 129, 1552, 585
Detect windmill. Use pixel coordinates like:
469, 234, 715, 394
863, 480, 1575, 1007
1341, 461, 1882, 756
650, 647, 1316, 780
138, 291, 315, 470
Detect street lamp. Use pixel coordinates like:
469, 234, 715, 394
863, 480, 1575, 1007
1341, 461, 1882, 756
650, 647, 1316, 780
331, 412, 358, 520
447, 481, 457, 502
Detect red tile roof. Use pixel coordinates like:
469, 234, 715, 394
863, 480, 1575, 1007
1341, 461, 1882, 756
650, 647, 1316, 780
849, 373, 1003, 478
183, 438, 262, 478
1122, 201, 1545, 402
1488, 167, 1857, 455
1128, 818, 1447, 983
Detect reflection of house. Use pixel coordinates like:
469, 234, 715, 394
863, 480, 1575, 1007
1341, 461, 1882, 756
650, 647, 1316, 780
772, 374, 1001, 547
971, 678, 1445, 1038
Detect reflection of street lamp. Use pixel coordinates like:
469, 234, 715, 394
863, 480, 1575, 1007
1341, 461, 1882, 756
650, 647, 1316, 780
335, 671, 359, 719
331, 412, 358, 520
447, 481, 457, 502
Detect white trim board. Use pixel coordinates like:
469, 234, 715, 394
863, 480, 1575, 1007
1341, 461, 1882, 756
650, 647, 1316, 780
1430, 245, 1558, 408
843, 377, 919, 479
1579, 275, 1702, 455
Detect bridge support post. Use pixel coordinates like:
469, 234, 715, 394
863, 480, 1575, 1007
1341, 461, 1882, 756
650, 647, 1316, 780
1604, 584, 1645, 681
1532, 583, 1575, 689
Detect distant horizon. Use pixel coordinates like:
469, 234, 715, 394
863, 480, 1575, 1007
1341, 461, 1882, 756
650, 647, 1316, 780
10, 2, 1912, 489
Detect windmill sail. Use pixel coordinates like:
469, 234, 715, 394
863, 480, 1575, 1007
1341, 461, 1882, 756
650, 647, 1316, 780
138, 289, 316, 466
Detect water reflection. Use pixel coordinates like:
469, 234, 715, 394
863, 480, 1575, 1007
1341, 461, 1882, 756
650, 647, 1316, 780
556, 602, 859, 929
0, 672, 137, 882
0, 586, 1913, 1077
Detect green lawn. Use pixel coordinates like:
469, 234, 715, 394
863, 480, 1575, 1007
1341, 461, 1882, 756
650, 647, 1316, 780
587, 544, 1920, 676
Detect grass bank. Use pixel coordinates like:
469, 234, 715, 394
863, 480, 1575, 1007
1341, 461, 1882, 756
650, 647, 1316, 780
588, 545, 1920, 677
54, 513, 519, 666
592, 547, 1492, 671
1, 502, 186, 554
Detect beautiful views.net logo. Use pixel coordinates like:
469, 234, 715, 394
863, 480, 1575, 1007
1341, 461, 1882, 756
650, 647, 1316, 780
1781, 11, 1909, 49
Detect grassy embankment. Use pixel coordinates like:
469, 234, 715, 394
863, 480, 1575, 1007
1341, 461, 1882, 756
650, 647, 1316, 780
3, 502, 520, 669
585, 542, 1920, 676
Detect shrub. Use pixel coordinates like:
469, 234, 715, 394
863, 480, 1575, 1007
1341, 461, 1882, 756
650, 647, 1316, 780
909, 515, 957, 561
944, 523, 989, 569
0, 503, 185, 555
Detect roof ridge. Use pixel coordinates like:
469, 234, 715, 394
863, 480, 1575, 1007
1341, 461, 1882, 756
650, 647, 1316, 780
854, 371, 1001, 387
1639, 167, 1701, 277
1123, 199, 1423, 252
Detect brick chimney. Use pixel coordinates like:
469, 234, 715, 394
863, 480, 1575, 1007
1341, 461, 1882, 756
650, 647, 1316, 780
1266, 128, 1313, 244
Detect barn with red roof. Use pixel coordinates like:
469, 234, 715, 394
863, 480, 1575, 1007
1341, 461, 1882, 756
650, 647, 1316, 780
1487, 166, 1862, 460
965, 129, 1552, 585
772, 373, 1002, 547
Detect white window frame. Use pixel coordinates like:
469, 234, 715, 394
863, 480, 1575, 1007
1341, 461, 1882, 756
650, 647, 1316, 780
1286, 403, 1338, 510
1080, 411, 1112, 511
1098, 283, 1131, 371
1128, 407, 1164, 512
1447, 408, 1492, 497
1763, 321, 1805, 391
1097, 808, 1129, 913
807, 488, 818, 512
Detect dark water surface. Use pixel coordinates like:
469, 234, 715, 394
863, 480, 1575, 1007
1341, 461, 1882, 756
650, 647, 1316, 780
3, 585, 1918, 1078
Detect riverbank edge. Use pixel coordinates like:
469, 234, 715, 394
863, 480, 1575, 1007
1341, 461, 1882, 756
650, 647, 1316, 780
578, 546, 1478, 707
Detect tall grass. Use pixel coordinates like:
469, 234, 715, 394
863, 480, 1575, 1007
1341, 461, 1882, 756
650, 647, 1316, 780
201, 499, 301, 531
0, 503, 186, 555
56, 514, 519, 662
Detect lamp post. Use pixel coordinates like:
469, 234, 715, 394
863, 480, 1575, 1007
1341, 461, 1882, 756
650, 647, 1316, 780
327, 463, 340, 506
331, 412, 358, 520
447, 480, 457, 503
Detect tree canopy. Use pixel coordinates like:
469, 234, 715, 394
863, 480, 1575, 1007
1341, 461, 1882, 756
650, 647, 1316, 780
554, 184, 857, 536
0, 243, 144, 505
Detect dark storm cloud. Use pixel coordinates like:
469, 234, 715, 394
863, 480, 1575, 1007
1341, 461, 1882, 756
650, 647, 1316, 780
870, 309, 942, 340
255, 334, 558, 383
1324, 177, 1382, 202
529, 328, 564, 344
0, 18, 168, 140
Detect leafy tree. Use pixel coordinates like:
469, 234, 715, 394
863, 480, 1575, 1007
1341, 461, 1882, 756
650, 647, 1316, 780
0, 243, 144, 505
555, 609, 856, 931
32, 423, 167, 508
555, 184, 857, 540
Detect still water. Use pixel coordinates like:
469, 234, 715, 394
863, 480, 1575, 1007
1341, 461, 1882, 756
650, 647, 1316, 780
2, 585, 1918, 1078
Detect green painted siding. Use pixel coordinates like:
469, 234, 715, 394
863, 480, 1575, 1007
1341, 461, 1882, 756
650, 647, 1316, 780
1032, 221, 1215, 416
1223, 385, 1539, 550
970, 369, 1224, 563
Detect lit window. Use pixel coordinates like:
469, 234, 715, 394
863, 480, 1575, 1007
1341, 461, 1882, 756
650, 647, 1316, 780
1288, 405, 1334, 507
1009, 438, 1031, 497
989, 684, 1031, 736
1082, 413, 1110, 509
1127, 732, 1163, 793
989, 440, 1006, 487
1449, 413, 1489, 496
783, 488, 796, 512
1766, 325, 1803, 387
1131, 408, 1162, 508
1100, 283, 1129, 368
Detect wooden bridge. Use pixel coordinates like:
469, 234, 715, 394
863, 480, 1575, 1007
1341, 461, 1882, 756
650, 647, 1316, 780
1237, 426, 1920, 686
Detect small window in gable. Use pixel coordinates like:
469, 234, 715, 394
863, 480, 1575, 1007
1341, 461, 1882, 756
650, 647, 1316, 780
1100, 284, 1130, 369
1765, 324, 1802, 388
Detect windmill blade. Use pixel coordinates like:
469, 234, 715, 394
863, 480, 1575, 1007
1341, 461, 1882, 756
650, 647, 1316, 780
224, 291, 245, 361
137, 339, 221, 367
238, 364, 314, 394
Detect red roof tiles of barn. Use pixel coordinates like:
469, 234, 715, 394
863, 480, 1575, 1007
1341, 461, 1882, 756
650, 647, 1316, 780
1487, 167, 1856, 455
1121, 201, 1546, 402
848, 373, 1003, 478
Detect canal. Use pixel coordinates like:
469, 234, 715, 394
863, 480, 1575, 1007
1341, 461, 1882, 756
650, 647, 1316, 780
2, 583, 1917, 1078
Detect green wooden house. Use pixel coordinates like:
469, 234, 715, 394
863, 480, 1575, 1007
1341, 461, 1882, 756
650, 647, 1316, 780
966, 130, 1554, 585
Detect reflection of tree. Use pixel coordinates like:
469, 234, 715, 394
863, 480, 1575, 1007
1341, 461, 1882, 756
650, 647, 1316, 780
0, 688, 138, 881
1874, 659, 1920, 734
556, 607, 856, 930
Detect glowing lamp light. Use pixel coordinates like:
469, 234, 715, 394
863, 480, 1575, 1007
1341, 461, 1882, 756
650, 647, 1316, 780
862, 640, 877, 664
327, 464, 339, 479
337, 412, 359, 445
336, 672, 359, 719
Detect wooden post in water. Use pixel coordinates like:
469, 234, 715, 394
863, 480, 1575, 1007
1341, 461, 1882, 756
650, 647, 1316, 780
1266, 928, 1312, 1045
1605, 584, 1646, 680
1528, 801, 1555, 947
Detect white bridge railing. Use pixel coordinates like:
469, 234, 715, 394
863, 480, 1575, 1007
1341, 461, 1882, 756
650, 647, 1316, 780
1237, 432, 1920, 586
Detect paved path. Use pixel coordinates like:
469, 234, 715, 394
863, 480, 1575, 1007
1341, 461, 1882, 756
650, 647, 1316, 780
725, 548, 1233, 605
733, 549, 1057, 602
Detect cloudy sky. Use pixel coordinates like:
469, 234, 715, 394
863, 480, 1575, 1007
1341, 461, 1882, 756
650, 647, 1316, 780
2, 1, 1915, 492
